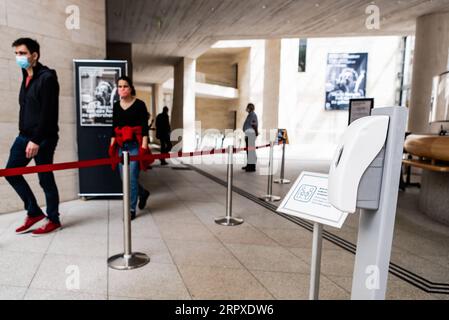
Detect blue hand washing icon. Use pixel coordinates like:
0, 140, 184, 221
295, 185, 317, 203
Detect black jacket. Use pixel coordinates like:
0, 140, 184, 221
156, 112, 171, 139
19, 62, 59, 145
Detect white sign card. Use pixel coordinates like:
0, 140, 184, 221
277, 171, 348, 229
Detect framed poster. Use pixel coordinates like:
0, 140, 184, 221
74, 60, 127, 197
349, 98, 374, 125
325, 53, 368, 111
78, 66, 121, 126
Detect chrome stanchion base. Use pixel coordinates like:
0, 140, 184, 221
274, 178, 291, 185
215, 216, 244, 226
259, 195, 281, 202
108, 252, 150, 270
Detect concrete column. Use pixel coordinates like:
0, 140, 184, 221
263, 39, 281, 132
172, 58, 197, 151
234, 42, 265, 134
409, 13, 449, 133
152, 83, 165, 116
107, 42, 133, 79
150, 84, 164, 142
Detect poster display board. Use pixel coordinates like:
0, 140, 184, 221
276, 129, 290, 145
325, 53, 368, 111
74, 60, 127, 196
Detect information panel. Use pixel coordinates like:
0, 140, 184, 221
277, 172, 348, 228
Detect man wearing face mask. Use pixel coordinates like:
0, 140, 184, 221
5, 38, 62, 236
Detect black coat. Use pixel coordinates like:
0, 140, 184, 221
18, 62, 59, 145
156, 112, 171, 140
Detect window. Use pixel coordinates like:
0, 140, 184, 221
298, 39, 308, 72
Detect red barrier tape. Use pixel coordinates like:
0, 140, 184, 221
0, 144, 271, 178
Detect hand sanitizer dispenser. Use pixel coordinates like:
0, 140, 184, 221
328, 116, 390, 213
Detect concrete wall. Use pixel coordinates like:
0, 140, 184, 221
214, 37, 402, 155
214, 41, 265, 132
0, 0, 106, 213
196, 57, 237, 88
106, 42, 132, 79
171, 58, 196, 151
279, 36, 403, 160
196, 97, 236, 131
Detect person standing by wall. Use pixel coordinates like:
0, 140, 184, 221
242, 103, 259, 172
109, 76, 151, 220
6, 38, 62, 236
156, 106, 172, 166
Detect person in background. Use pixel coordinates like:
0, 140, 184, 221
109, 76, 151, 220
242, 103, 259, 172
6, 38, 62, 236
156, 106, 172, 166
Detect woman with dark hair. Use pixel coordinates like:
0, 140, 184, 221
109, 76, 150, 220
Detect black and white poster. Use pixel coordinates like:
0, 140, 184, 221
325, 53, 368, 111
78, 66, 121, 126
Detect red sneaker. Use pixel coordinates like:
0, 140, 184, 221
31, 220, 62, 237
16, 214, 46, 234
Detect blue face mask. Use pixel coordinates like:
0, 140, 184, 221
16, 56, 31, 69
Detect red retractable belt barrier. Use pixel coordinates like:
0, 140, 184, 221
0, 144, 271, 178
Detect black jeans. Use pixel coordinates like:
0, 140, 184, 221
5, 135, 60, 223
159, 136, 172, 163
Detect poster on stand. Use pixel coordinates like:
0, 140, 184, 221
74, 60, 127, 197
325, 53, 368, 111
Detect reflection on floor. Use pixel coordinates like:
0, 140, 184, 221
0, 153, 448, 300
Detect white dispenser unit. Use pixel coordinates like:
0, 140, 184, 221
328, 116, 390, 213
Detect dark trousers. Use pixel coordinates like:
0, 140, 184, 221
159, 137, 172, 164
5, 135, 60, 223
245, 134, 257, 169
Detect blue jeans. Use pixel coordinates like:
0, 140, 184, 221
118, 141, 146, 212
5, 135, 60, 223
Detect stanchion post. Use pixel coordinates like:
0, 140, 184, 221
108, 151, 151, 270
123, 151, 132, 256
274, 141, 291, 184
215, 145, 244, 226
309, 223, 323, 300
260, 141, 281, 202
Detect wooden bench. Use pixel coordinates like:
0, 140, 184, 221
402, 158, 449, 173
402, 135, 449, 225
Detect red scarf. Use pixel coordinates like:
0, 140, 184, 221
108, 126, 153, 171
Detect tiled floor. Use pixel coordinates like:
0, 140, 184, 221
0, 151, 448, 300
